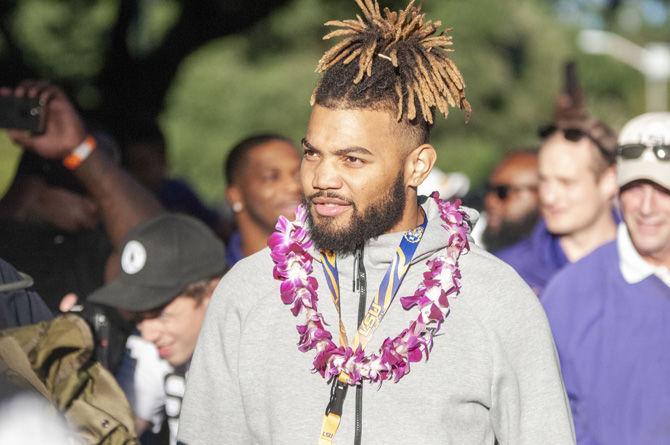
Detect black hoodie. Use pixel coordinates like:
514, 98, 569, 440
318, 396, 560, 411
0, 258, 52, 330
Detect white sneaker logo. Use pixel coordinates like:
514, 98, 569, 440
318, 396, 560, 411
121, 240, 147, 275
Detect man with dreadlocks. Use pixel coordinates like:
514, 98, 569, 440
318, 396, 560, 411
179, 2, 574, 444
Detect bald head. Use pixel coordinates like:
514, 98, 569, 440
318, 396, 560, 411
492, 151, 538, 182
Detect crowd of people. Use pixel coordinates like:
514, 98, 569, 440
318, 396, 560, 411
0, 1, 668, 444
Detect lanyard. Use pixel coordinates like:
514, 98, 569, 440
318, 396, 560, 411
318, 211, 428, 444
321, 212, 428, 351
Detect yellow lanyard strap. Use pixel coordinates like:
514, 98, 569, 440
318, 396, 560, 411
318, 373, 349, 444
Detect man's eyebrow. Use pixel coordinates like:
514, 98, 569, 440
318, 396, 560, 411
301, 138, 372, 156
301, 138, 320, 153
333, 146, 373, 156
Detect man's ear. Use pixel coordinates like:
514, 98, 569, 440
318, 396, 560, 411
599, 165, 618, 200
225, 186, 244, 213
405, 144, 437, 188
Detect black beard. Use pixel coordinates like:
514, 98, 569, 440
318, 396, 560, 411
483, 210, 539, 253
304, 174, 406, 256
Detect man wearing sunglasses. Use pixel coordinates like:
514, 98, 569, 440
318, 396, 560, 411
496, 118, 619, 294
480, 149, 540, 252
541, 112, 670, 445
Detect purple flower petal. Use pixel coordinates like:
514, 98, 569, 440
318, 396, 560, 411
270, 192, 467, 386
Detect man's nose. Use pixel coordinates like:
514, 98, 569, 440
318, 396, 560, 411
311, 158, 342, 191
539, 181, 556, 206
638, 185, 655, 215
485, 192, 504, 215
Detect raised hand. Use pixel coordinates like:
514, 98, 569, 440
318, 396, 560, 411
1, 80, 86, 159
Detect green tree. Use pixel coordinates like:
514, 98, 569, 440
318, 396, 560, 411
162, 0, 572, 202
2, 0, 668, 201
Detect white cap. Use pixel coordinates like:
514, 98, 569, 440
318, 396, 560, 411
617, 112, 670, 190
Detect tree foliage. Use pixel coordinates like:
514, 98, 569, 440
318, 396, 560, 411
162, 0, 572, 201
1, 0, 668, 202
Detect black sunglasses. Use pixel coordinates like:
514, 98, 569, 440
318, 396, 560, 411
485, 183, 537, 200
538, 124, 615, 163
618, 143, 670, 162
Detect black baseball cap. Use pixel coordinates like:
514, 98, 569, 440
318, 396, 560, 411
88, 213, 227, 312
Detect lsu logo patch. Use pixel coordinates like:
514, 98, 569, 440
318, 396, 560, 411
404, 226, 424, 243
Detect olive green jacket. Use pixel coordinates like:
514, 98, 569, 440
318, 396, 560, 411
0, 314, 138, 444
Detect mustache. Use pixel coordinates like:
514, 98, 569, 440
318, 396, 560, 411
303, 191, 355, 206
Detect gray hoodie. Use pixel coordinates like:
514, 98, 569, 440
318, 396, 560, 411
179, 198, 575, 444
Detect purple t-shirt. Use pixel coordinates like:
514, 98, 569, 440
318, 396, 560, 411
541, 240, 670, 445
494, 219, 568, 294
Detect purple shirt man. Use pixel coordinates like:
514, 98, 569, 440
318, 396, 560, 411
496, 219, 568, 294
541, 112, 670, 444
496, 117, 619, 294
497, 210, 620, 295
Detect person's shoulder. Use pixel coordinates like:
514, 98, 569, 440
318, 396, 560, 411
540, 241, 617, 337
542, 240, 616, 301
225, 246, 275, 277
458, 245, 542, 318
0, 257, 53, 328
208, 247, 277, 315
494, 220, 549, 262
492, 237, 540, 277
461, 244, 533, 292
570, 239, 616, 271
494, 237, 533, 261
447, 245, 556, 347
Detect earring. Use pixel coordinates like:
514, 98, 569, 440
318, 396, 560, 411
232, 202, 243, 213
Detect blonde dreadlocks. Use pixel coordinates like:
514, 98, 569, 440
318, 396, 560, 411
311, 0, 471, 132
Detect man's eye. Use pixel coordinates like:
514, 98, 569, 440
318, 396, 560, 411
345, 156, 362, 164
303, 149, 318, 159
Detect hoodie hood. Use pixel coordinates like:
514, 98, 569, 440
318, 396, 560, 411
367, 196, 478, 267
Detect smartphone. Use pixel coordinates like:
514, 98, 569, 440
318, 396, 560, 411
0, 95, 46, 133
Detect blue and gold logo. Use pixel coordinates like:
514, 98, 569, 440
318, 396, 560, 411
404, 227, 424, 243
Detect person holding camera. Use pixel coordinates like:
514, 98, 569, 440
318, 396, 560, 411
0, 81, 163, 311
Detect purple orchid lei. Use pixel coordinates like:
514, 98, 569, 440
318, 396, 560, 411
268, 192, 470, 385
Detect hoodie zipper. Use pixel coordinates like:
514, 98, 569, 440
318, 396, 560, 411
353, 246, 367, 445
